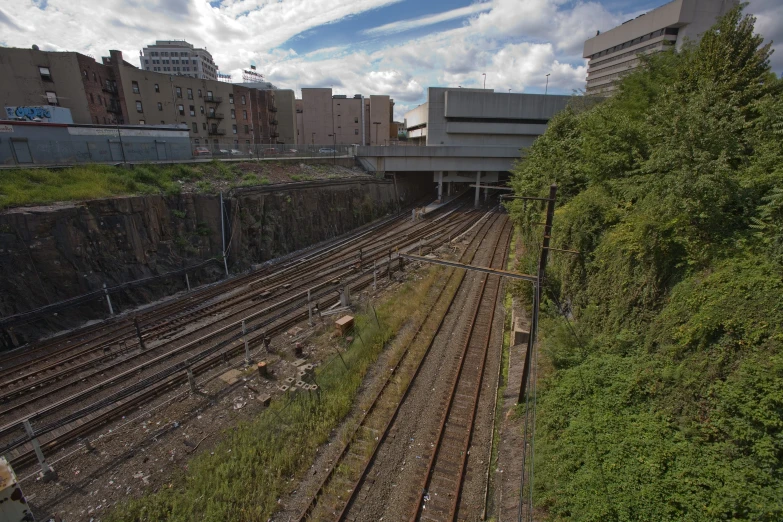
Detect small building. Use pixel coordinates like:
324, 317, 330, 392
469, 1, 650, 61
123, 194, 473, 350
582, 0, 738, 96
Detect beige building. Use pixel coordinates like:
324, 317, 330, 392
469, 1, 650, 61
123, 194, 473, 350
296, 88, 393, 146
582, 0, 737, 95
140, 40, 219, 80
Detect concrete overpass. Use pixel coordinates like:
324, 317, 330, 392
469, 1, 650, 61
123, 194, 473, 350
355, 145, 521, 174
356, 145, 524, 207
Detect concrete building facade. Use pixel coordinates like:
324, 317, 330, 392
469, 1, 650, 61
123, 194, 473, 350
296, 88, 394, 147
404, 87, 571, 148
582, 0, 737, 95
139, 40, 219, 80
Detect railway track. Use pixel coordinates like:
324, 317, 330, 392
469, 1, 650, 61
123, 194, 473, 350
411, 217, 512, 521
1, 200, 487, 472
290, 209, 511, 521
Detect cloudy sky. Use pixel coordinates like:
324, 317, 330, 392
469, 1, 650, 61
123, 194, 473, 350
0, 0, 781, 119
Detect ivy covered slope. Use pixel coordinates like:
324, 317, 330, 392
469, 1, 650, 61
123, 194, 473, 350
509, 7, 783, 521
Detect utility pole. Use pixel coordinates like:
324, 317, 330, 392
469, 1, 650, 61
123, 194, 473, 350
545, 73, 551, 95
482, 72, 486, 89
518, 184, 557, 404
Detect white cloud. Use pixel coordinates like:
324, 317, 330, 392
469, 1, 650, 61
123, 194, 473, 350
4, 0, 776, 123
362, 2, 491, 36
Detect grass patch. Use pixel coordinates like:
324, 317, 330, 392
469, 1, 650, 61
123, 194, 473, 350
105, 268, 445, 522
0, 162, 272, 209
290, 174, 315, 182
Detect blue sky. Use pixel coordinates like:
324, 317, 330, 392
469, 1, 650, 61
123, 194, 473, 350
1, 0, 781, 119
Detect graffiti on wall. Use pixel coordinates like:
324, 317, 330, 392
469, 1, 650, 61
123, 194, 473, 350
5, 106, 52, 121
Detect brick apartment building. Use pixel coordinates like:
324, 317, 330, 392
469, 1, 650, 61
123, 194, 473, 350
0, 46, 295, 150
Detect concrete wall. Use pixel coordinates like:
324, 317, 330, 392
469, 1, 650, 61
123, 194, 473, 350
368, 95, 391, 146
0, 49, 92, 124
302, 88, 333, 145
275, 89, 297, 144
295, 99, 304, 145
0, 121, 192, 165
333, 97, 363, 144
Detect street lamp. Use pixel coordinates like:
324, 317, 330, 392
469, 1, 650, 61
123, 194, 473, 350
372, 121, 381, 146
545, 73, 551, 95
482, 73, 486, 89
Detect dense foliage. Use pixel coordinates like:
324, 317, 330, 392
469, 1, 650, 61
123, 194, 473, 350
509, 6, 783, 520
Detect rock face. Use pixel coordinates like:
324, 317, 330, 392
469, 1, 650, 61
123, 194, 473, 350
0, 176, 428, 348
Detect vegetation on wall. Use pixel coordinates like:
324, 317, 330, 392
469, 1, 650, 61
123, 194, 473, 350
508, 6, 783, 520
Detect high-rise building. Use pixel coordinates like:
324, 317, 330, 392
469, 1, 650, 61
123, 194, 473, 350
139, 40, 219, 80
582, 0, 737, 95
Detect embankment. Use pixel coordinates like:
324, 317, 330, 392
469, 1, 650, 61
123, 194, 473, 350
0, 175, 430, 348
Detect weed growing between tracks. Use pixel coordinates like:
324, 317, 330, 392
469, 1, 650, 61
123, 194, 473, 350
105, 267, 443, 522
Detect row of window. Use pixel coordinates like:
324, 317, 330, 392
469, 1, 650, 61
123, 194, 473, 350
146, 59, 199, 65
148, 51, 191, 57
135, 100, 252, 120
150, 66, 194, 72
590, 27, 678, 60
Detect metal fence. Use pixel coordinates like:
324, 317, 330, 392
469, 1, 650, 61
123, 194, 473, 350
189, 139, 355, 160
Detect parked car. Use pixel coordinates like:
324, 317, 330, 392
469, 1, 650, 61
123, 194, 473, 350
217, 149, 230, 156
318, 148, 336, 154
282, 149, 298, 155
193, 147, 212, 157
230, 149, 244, 156
263, 148, 278, 156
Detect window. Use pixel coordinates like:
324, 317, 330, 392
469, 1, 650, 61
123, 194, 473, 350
132, 81, 140, 94
244, 125, 249, 133
198, 89, 202, 98
90, 93, 94, 103
83, 70, 88, 78
139, 119, 145, 124
192, 122, 198, 133
207, 90, 213, 100
158, 102, 163, 111
176, 87, 182, 98
154, 83, 160, 93
98, 96, 103, 106
232, 124, 237, 134
194, 138, 200, 145
161, 120, 165, 124
45, 91, 58, 105
230, 109, 235, 119
355, 129, 359, 135
354, 117, 359, 123
242, 110, 247, 120
178, 104, 184, 115
202, 122, 207, 130
229, 94, 234, 104
200, 106, 204, 114
189, 105, 195, 116
39, 66, 52, 81
92, 72, 97, 82
136, 101, 143, 112
241, 95, 246, 105
144, 59, 149, 64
